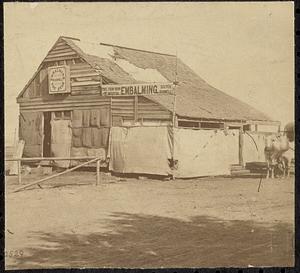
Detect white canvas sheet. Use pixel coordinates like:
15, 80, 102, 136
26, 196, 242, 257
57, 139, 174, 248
109, 126, 172, 175
51, 119, 72, 168
174, 129, 239, 178
115, 59, 169, 83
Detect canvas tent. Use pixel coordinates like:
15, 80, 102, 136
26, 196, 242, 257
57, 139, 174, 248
16, 36, 280, 177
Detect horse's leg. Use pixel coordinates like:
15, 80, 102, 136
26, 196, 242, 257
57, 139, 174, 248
271, 165, 275, 179
282, 160, 286, 178
266, 162, 270, 179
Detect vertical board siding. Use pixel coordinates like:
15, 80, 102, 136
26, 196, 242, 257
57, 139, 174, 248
19, 112, 43, 157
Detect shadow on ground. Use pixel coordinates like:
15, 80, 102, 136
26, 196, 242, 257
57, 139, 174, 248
8, 213, 294, 269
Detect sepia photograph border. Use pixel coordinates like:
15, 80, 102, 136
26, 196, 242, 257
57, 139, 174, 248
1, 1, 299, 272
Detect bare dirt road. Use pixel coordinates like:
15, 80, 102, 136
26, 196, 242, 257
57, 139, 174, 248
5, 171, 294, 269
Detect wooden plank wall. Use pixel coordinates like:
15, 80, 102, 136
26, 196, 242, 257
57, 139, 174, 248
111, 97, 135, 121
111, 96, 172, 125
19, 95, 111, 112
138, 96, 171, 120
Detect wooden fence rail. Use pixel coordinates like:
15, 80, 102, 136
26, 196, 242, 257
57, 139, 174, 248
5, 156, 102, 191
5, 156, 99, 162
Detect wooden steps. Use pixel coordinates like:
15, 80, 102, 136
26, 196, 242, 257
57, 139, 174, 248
245, 162, 268, 174
230, 164, 251, 176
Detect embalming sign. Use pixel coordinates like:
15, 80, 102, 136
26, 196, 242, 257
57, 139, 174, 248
48, 65, 71, 94
101, 83, 174, 96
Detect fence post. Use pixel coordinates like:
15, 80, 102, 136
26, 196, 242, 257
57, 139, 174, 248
96, 159, 100, 185
18, 160, 22, 185
239, 128, 244, 167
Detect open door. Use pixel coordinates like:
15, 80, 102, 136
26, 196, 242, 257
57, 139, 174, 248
43, 112, 52, 157
50, 111, 72, 168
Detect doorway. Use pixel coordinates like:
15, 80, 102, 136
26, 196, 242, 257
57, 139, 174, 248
43, 112, 52, 157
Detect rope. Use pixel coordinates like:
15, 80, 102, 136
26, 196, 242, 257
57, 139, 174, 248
245, 131, 259, 152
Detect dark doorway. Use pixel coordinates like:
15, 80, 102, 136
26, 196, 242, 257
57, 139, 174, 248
43, 112, 52, 157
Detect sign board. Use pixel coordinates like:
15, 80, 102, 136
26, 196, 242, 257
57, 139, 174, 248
101, 83, 174, 96
48, 65, 71, 94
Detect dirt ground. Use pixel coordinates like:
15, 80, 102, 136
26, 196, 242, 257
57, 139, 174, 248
5, 169, 294, 269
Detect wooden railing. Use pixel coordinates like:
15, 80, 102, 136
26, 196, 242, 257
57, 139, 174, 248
5, 157, 102, 193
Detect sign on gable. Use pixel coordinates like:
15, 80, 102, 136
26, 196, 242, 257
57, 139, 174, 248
48, 65, 71, 94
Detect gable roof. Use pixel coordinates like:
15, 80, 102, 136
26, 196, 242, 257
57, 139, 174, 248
19, 36, 273, 122
62, 37, 272, 122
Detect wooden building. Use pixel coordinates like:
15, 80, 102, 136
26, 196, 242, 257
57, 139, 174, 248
16, 36, 280, 177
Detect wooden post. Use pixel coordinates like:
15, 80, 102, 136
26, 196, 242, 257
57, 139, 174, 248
172, 85, 177, 180
18, 161, 21, 185
134, 95, 138, 123
110, 97, 113, 127
239, 128, 244, 167
96, 159, 100, 185
13, 128, 17, 146
171, 53, 179, 181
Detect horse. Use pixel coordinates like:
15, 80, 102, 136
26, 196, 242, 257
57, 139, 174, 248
264, 133, 289, 179
277, 144, 294, 178
277, 123, 295, 178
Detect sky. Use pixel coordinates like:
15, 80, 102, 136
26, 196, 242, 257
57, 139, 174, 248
4, 2, 294, 145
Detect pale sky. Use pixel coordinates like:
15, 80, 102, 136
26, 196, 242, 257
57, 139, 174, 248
4, 2, 294, 145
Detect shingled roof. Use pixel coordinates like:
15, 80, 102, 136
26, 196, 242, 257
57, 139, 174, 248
62, 37, 272, 122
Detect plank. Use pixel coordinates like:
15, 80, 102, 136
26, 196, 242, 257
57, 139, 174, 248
44, 55, 80, 62
70, 63, 92, 70
71, 81, 100, 87
46, 51, 78, 59
9, 140, 25, 175
71, 90, 100, 96
70, 71, 100, 77
49, 48, 76, 54
52, 45, 71, 51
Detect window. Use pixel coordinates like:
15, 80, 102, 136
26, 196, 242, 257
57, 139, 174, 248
178, 120, 199, 128
177, 120, 224, 129
243, 124, 251, 131
64, 111, 71, 118
228, 125, 241, 130
54, 111, 62, 119
200, 122, 223, 129
53, 111, 71, 120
